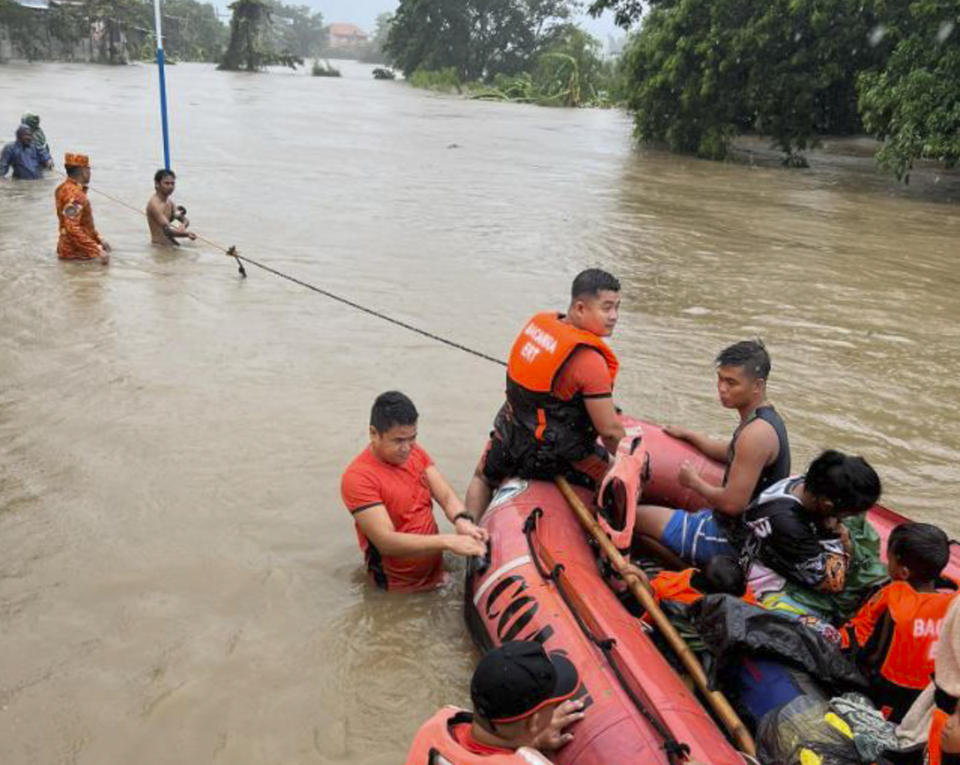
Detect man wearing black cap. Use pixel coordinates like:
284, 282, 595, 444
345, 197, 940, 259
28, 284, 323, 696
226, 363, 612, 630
405, 641, 586, 763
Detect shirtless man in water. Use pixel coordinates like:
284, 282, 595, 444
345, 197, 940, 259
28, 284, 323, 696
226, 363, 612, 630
146, 169, 196, 246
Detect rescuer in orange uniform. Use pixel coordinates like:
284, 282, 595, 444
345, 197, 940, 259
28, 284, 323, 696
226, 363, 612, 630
464, 269, 626, 520
840, 522, 958, 723
54, 153, 110, 263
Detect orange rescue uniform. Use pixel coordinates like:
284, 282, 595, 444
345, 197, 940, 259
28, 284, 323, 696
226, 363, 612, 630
840, 579, 958, 721
54, 177, 103, 260
479, 312, 620, 485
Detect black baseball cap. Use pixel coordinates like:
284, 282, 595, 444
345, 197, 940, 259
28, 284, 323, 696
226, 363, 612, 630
471, 641, 580, 724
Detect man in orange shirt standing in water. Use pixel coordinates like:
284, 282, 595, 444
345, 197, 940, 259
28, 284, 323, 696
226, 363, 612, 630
341, 391, 487, 592
54, 153, 110, 263
464, 269, 626, 519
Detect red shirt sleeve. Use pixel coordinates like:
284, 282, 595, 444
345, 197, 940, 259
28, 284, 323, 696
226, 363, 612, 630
552, 347, 613, 401
341, 461, 384, 514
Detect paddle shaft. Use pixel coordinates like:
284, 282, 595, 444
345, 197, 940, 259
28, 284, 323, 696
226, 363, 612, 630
554, 476, 757, 757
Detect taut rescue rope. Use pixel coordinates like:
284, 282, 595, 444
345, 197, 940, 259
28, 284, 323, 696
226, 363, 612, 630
66, 177, 508, 368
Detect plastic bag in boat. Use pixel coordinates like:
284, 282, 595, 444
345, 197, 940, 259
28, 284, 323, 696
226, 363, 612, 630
688, 595, 868, 692
756, 693, 900, 765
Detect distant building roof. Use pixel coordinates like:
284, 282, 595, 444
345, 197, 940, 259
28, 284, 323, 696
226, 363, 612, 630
327, 22, 368, 40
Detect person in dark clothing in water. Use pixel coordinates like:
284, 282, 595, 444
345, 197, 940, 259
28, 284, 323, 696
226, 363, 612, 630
633, 339, 790, 566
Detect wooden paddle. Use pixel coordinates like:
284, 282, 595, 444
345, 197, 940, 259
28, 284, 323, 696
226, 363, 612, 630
554, 475, 757, 757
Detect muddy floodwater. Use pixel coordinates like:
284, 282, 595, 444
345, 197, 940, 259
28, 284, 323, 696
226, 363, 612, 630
0, 60, 958, 764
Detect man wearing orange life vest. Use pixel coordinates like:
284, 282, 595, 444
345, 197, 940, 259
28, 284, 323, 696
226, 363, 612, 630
405, 640, 586, 764
54, 153, 110, 263
464, 269, 626, 519
839, 522, 958, 723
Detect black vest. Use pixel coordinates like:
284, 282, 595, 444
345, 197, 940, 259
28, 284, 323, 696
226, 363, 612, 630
723, 405, 791, 501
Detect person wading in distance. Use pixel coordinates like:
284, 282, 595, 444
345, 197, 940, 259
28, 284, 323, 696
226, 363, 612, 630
146, 169, 196, 246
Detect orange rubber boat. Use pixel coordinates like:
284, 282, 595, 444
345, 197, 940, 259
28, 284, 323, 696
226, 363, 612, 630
465, 417, 960, 765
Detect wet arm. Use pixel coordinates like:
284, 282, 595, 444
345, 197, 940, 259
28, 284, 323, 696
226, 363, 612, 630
354, 504, 460, 558
668, 427, 730, 462
424, 465, 466, 521
425, 466, 488, 541
687, 424, 775, 516
584, 396, 626, 455
0, 145, 11, 177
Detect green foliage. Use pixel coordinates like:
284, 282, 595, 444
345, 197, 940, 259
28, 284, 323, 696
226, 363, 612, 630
310, 58, 340, 76
0, 0, 50, 60
534, 24, 611, 106
219, 0, 302, 70
587, 0, 644, 29
409, 66, 461, 92
384, 0, 575, 81
411, 24, 618, 108
858, 1, 960, 180
620, 0, 885, 161
0, 0, 225, 64
156, 0, 228, 62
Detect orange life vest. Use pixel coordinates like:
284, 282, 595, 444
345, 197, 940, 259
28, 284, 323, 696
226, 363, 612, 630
842, 581, 958, 692
405, 707, 553, 765
502, 312, 619, 474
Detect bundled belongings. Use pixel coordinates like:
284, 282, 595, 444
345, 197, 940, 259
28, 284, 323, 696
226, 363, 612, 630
689, 594, 867, 691
757, 693, 901, 765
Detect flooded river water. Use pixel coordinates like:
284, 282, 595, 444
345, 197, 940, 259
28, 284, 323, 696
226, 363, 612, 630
0, 60, 958, 764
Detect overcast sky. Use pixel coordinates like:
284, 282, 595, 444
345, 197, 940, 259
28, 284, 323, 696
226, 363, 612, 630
316, 1, 623, 42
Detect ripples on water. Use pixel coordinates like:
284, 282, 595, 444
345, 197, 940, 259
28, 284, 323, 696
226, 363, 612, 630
0, 60, 958, 764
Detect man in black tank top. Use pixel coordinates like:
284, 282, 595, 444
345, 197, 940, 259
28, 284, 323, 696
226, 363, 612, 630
634, 340, 791, 566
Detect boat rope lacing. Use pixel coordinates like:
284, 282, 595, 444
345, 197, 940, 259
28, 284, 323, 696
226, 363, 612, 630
50, 174, 508, 369
524, 507, 692, 765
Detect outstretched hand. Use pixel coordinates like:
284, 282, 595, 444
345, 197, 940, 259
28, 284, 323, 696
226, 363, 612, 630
533, 699, 586, 751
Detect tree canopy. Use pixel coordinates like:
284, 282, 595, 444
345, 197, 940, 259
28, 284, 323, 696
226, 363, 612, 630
218, 0, 302, 71
590, 0, 960, 176
384, 0, 576, 80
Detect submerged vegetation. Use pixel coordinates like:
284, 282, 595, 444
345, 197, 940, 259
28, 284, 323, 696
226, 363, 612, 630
384, 3, 623, 108
311, 58, 341, 77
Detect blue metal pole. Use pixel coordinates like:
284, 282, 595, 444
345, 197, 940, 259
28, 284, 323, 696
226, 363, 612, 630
154, 0, 171, 170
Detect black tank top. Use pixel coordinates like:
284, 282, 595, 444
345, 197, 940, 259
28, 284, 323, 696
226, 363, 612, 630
722, 405, 791, 501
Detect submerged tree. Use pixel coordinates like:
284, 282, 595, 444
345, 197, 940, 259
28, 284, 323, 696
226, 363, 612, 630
219, 0, 300, 71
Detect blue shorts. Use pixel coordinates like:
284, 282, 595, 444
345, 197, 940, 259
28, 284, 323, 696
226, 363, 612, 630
660, 508, 736, 566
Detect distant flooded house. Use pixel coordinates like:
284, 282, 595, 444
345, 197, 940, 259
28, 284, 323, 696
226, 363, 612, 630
326, 23, 368, 49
